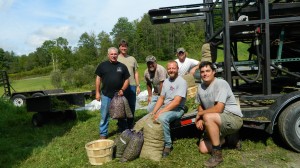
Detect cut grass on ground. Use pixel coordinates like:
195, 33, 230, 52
0, 99, 299, 168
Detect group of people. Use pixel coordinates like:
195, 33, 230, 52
95, 40, 243, 167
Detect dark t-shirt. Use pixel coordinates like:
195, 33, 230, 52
95, 61, 130, 98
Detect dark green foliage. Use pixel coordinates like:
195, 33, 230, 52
70, 65, 95, 88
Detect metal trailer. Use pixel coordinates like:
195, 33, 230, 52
26, 92, 85, 127
0, 70, 65, 106
148, 0, 300, 152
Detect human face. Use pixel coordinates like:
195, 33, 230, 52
119, 44, 128, 56
177, 51, 186, 63
200, 65, 215, 85
108, 49, 118, 63
147, 62, 157, 72
167, 62, 179, 80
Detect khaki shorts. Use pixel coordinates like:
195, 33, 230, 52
220, 113, 243, 137
201, 113, 243, 139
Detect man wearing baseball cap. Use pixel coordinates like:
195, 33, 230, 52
175, 47, 200, 76
144, 55, 168, 113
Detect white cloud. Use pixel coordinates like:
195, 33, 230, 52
0, 0, 202, 55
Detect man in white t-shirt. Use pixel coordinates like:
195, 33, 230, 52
175, 47, 200, 76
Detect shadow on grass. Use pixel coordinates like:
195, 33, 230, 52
171, 124, 290, 151
0, 108, 94, 167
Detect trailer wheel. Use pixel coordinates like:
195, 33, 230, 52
11, 94, 26, 107
32, 113, 44, 127
278, 101, 300, 152
32, 92, 44, 97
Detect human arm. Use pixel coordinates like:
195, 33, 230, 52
189, 63, 200, 75
95, 76, 102, 101
153, 95, 183, 120
150, 95, 164, 119
135, 70, 141, 94
146, 82, 153, 103
196, 102, 225, 118
118, 78, 129, 96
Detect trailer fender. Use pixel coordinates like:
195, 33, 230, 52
265, 91, 300, 134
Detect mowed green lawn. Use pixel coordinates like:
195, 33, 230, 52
1, 60, 300, 167
0, 76, 55, 96
1, 99, 299, 168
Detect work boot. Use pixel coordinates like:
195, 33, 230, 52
162, 147, 172, 158
204, 149, 223, 167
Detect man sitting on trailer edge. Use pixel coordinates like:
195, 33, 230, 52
195, 61, 243, 167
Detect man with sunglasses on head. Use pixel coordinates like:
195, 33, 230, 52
175, 47, 200, 76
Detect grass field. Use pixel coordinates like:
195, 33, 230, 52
1, 60, 300, 167
0, 99, 299, 168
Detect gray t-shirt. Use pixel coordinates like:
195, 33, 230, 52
144, 64, 168, 94
196, 78, 243, 117
161, 75, 187, 110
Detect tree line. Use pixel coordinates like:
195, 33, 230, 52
1, 14, 206, 75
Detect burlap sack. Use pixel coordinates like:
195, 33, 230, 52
121, 131, 144, 162
114, 129, 134, 158
182, 74, 196, 87
109, 94, 125, 119
133, 114, 150, 132
201, 43, 217, 63
139, 116, 164, 161
122, 96, 133, 118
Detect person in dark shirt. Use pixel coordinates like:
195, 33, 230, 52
95, 47, 130, 139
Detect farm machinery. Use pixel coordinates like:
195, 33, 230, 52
148, 0, 300, 152
1, 70, 89, 126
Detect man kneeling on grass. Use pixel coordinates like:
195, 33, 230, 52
195, 61, 243, 167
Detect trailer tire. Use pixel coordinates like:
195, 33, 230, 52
32, 92, 44, 97
11, 94, 26, 107
278, 101, 300, 152
32, 113, 44, 127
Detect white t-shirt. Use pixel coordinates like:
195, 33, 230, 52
175, 58, 199, 76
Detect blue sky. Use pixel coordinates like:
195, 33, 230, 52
0, 0, 201, 55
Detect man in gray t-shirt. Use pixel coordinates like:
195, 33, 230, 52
195, 61, 243, 168
144, 55, 168, 112
150, 60, 187, 158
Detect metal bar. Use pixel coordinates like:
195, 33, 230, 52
151, 15, 206, 24
223, 1, 233, 87
262, 0, 272, 95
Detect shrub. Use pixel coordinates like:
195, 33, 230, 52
50, 70, 62, 88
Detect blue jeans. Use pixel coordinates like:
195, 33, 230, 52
99, 93, 127, 137
147, 95, 159, 113
123, 85, 136, 129
157, 108, 184, 148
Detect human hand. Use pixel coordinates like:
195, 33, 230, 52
196, 119, 204, 130
95, 93, 101, 101
153, 110, 163, 120
118, 89, 124, 96
147, 96, 152, 104
136, 86, 141, 95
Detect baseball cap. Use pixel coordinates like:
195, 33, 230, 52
145, 55, 156, 63
177, 47, 185, 53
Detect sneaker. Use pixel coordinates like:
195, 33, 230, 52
204, 149, 223, 167
162, 147, 172, 158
